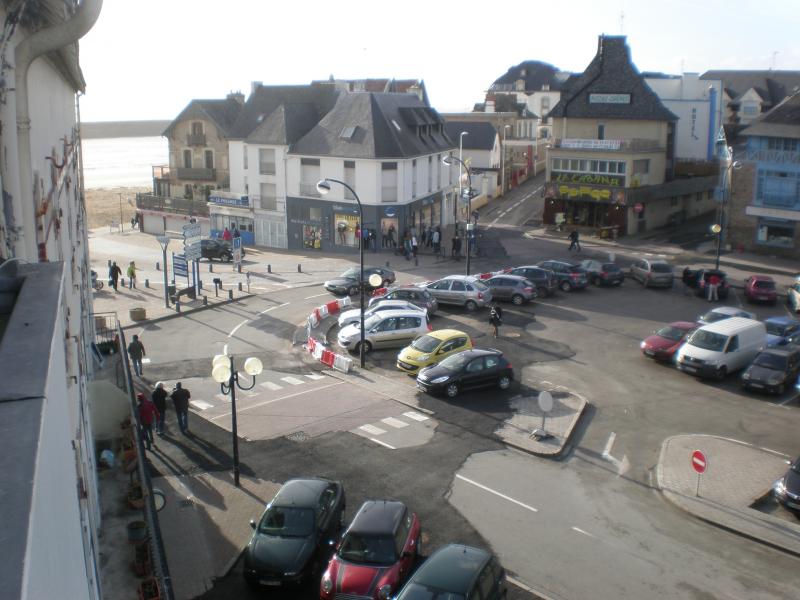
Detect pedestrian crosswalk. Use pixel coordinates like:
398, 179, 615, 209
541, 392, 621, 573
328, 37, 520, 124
353, 411, 434, 449
188, 372, 329, 412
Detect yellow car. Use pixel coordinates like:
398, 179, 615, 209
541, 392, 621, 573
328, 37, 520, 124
396, 329, 473, 374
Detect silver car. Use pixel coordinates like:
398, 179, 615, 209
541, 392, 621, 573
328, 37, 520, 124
630, 258, 674, 288
485, 274, 536, 305
368, 286, 439, 316
337, 309, 431, 354
423, 275, 492, 311
338, 300, 425, 328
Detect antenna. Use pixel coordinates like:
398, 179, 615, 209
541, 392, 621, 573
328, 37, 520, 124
619, 9, 625, 34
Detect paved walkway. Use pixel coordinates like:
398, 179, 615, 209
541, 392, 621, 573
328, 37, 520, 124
656, 434, 800, 556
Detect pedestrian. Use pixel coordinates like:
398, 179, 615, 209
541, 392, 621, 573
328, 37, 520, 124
682, 267, 693, 296
404, 234, 412, 261
387, 224, 396, 248
137, 392, 159, 451
489, 303, 503, 338
707, 272, 721, 302
152, 382, 168, 435
233, 225, 241, 239
108, 261, 122, 292
568, 229, 581, 252
171, 382, 191, 434
127, 334, 146, 376
432, 227, 441, 255
411, 234, 418, 258
126, 261, 137, 289
454, 235, 462, 261
222, 226, 232, 241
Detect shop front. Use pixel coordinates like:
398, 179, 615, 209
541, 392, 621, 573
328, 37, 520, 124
543, 182, 627, 235
408, 192, 443, 235
208, 194, 255, 244
380, 206, 400, 249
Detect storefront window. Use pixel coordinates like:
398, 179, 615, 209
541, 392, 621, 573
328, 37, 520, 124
756, 220, 794, 248
303, 225, 322, 249
381, 218, 398, 248
335, 214, 360, 247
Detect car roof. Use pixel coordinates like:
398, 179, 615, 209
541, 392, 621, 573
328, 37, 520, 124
750, 274, 774, 281
370, 300, 416, 308
408, 544, 491, 593
459, 348, 502, 358
759, 347, 799, 357
272, 478, 332, 507
541, 259, 575, 266
647, 259, 670, 265
513, 265, 547, 271
349, 500, 406, 536
707, 306, 747, 316
489, 274, 528, 282
701, 317, 763, 334
668, 321, 698, 330
367, 309, 426, 319
440, 275, 480, 282
426, 329, 469, 341
764, 316, 798, 325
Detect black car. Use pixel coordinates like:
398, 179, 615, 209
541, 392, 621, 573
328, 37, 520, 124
243, 477, 346, 590
774, 456, 800, 515
324, 266, 396, 296
200, 238, 245, 261
508, 266, 557, 297
683, 268, 730, 300
417, 348, 513, 398
536, 260, 589, 292
740, 347, 800, 394
395, 544, 507, 600
581, 260, 625, 286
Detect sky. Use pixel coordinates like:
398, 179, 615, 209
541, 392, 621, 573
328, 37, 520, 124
78, 0, 800, 123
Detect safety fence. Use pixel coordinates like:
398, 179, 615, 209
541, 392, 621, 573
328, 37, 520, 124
305, 297, 354, 373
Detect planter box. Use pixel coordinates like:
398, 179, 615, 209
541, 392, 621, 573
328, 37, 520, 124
130, 307, 147, 321
138, 577, 161, 600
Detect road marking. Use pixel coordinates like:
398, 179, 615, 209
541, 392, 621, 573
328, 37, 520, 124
780, 394, 798, 406
304, 292, 330, 300
306, 373, 326, 380
571, 526, 598, 539
369, 437, 396, 449
211, 381, 345, 420
505, 576, 536, 594
382, 417, 409, 428
223, 343, 228, 355
602, 432, 617, 457
455, 474, 538, 513
141, 358, 151, 364
190, 400, 213, 411
281, 376, 305, 386
260, 381, 283, 391
228, 318, 249, 338
359, 424, 387, 435
258, 302, 289, 315
403, 411, 429, 422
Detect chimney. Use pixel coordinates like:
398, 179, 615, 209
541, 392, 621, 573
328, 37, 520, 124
227, 91, 244, 105
251, 81, 262, 95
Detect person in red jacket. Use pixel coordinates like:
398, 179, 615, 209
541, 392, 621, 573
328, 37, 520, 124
137, 392, 159, 450
707, 272, 721, 302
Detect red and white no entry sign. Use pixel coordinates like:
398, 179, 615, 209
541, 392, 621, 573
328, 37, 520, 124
691, 450, 707, 474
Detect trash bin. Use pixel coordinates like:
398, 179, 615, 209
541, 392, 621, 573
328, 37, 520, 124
129, 307, 147, 321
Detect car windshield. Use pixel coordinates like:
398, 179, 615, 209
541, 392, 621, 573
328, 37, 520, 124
656, 326, 689, 342
701, 311, 730, 323
766, 322, 792, 336
755, 280, 775, 290
258, 506, 314, 537
363, 315, 383, 329
338, 533, 396, 565
687, 330, 727, 352
399, 583, 466, 600
752, 353, 788, 371
341, 268, 359, 279
651, 263, 672, 273
471, 280, 489, 291
421, 290, 432, 299
412, 335, 441, 353
438, 352, 472, 371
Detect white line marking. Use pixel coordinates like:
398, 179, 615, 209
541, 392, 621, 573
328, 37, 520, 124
281, 376, 305, 386
141, 358, 151, 364
402, 411, 429, 422
359, 424, 387, 435
571, 526, 598, 539
223, 343, 228, 355
258, 302, 289, 315
228, 318, 249, 338
780, 394, 798, 406
304, 292, 330, 300
210, 381, 345, 420
602, 432, 617, 457
382, 417, 409, 428
190, 400, 213, 410
455, 474, 538, 513
369, 437, 396, 449
238, 373, 252, 386
306, 373, 326, 380
260, 381, 283, 391
506, 576, 535, 594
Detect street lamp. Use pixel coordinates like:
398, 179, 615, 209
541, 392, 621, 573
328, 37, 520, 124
211, 353, 263, 487
443, 155, 473, 276
457, 131, 468, 224
710, 224, 722, 270
501, 125, 511, 193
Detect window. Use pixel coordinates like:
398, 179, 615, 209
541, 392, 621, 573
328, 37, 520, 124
376, 318, 397, 332
569, 159, 579, 171
552, 158, 561, 170
633, 159, 650, 174
767, 138, 799, 152
437, 154, 442, 188
344, 160, 356, 200
309, 206, 322, 221
204, 150, 214, 169
182, 149, 192, 169
540, 96, 550, 114
430, 280, 451, 290
259, 182, 277, 211
756, 219, 795, 248
300, 158, 321, 196
397, 317, 421, 329
394, 510, 411, 555
742, 104, 758, 116
757, 170, 799, 207
598, 124, 605, 140
451, 280, 466, 291
466, 358, 485, 373
598, 161, 608, 173
428, 156, 433, 191
259, 148, 276, 175
382, 162, 398, 203
191, 122, 203, 135
485, 355, 500, 368
478, 565, 496, 597
243, 145, 248, 170
726, 335, 739, 353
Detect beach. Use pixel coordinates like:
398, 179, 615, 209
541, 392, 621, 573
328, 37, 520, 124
84, 186, 149, 229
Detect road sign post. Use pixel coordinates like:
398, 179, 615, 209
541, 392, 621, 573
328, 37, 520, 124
532, 391, 554, 440
156, 235, 171, 308
691, 450, 707, 497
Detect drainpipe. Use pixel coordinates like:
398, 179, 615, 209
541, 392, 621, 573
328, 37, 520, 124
14, 0, 103, 260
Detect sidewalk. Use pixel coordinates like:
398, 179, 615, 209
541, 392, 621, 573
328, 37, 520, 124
655, 434, 800, 556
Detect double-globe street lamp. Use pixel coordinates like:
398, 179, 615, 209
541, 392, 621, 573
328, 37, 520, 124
712, 149, 742, 271
443, 155, 474, 276
211, 353, 263, 487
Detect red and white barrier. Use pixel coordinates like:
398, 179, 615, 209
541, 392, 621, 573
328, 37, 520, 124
333, 354, 353, 373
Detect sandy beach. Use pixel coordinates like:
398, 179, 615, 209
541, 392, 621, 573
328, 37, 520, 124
84, 186, 149, 229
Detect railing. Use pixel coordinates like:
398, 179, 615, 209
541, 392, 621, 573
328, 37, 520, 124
176, 167, 216, 180
382, 186, 398, 202
299, 182, 321, 197
552, 138, 664, 152
186, 133, 206, 146
136, 193, 209, 217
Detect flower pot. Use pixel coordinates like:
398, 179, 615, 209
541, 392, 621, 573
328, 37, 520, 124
128, 483, 145, 510
138, 577, 161, 600
132, 540, 152, 576
127, 520, 148, 543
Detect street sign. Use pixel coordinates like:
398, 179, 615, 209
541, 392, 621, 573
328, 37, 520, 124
634, 202, 644, 213
538, 391, 553, 413
232, 236, 242, 265
173, 253, 188, 279
691, 450, 707, 474
183, 222, 202, 260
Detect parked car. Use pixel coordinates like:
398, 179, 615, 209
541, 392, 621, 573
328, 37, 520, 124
773, 456, 800, 514
630, 259, 674, 288
243, 477, 345, 590
787, 280, 800, 313
423, 275, 492, 311
200, 238, 244, 261
320, 500, 420, 600
536, 260, 588, 292
368, 286, 438, 316
485, 274, 536, 305
696, 306, 756, 326
741, 347, 800, 394
676, 317, 767, 380
394, 544, 508, 600
338, 300, 424, 328
764, 316, 800, 347
508, 265, 558, 297
324, 267, 396, 296
337, 309, 431, 354
581, 260, 625, 286
640, 321, 697, 362
417, 348, 514, 398
744, 275, 778, 304
396, 329, 473, 375
684, 268, 730, 300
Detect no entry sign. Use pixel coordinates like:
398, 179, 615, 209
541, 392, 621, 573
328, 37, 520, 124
691, 450, 707, 474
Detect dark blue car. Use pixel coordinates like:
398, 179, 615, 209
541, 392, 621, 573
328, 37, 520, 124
764, 316, 800, 347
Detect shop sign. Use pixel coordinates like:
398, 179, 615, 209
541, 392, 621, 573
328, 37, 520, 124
289, 218, 323, 226
332, 204, 359, 214
384, 207, 397, 217
552, 171, 625, 187
555, 183, 626, 204
589, 93, 631, 104
209, 194, 249, 207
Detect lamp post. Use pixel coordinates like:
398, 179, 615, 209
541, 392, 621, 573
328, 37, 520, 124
211, 354, 263, 487
501, 125, 510, 193
710, 223, 722, 270
457, 131, 468, 224
443, 155, 473, 276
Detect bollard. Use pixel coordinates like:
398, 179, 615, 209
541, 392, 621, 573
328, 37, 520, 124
209, 263, 213, 273
267, 264, 271, 273
145, 279, 150, 288
237, 264, 242, 273
203, 295, 208, 306
298, 263, 302, 273
198, 280, 203, 290
175, 298, 181, 313
386, 261, 390, 268
228, 289, 233, 300
156, 262, 160, 271
121, 277, 125, 287
238, 281, 242, 291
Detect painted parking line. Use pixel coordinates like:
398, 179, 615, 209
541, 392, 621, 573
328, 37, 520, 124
281, 376, 305, 386
228, 318, 250, 338
190, 400, 214, 411
258, 302, 289, 315
402, 411, 429, 422
381, 417, 409, 428
306, 373, 326, 380
780, 394, 799, 406
304, 292, 330, 300
455, 474, 538, 513
571, 526, 598, 539
359, 424, 387, 436
260, 381, 283, 391
210, 381, 345, 420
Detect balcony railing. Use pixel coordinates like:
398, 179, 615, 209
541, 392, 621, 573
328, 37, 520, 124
136, 193, 209, 216
176, 167, 216, 181
299, 182, 321, 197
552, 138, 664, 152
186, 133, 206, 146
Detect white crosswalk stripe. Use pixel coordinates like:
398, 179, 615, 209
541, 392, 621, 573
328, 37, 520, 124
190, 400, 214, 411
402, 411, 429, 422
305, 373, 325, 380
382, 417, 409, 429
359, 424, 387, 435
260, 381, 283, 391
281, 376, 305, 386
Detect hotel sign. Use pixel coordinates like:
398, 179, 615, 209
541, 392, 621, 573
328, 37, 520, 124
589, 93, 631, 104
552, 171, 625, 187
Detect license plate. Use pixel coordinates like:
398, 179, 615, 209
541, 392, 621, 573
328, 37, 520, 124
644, 350, 654, 356
749, 383, 764, 389
260, 580, 281, 586
683, 366, 697, 373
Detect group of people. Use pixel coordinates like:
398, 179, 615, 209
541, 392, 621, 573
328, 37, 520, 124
221, 226, 241, 241
135, 381, 192, 450
107, 260, 138, 291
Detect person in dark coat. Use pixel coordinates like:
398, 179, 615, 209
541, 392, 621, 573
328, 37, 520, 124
137, 392, 159, 451
489, 303, 503, 338
151, 382, 168, 435
170, 382, 191, 434
108, 261, 122, 292
127, 334, 145, 376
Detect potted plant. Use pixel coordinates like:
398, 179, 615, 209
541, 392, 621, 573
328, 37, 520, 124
127, 482, 145, 509
138, 577, 161, 600
126, 519, 147, 543
132, 540, 152, 576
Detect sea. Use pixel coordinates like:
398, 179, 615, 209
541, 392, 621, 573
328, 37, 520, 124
81, 136, 168, 189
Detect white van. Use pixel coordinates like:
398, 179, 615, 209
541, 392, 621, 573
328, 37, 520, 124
676, 317, 766, 380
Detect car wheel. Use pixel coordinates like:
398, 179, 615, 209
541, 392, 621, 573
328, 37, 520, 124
465, 300, 478, 311
498, 375, 511, 390
511, 294, 524, 305
224, 253, 232, 263
716, 366, 727, 381
355, 341, 372, 355
348, 286, 358, 296
559, 280, 572, 292
445, 383, 459, 398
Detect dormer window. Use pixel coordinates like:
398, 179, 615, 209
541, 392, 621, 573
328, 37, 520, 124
340, 126, 357, 139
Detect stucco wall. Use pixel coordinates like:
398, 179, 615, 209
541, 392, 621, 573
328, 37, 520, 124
559, 118, 668, 144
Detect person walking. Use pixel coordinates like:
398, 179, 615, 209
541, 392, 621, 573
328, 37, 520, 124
108, 261, 122, 292
233, 225, 241, 239
682, 267, 694, 296
403, 234, 412, 261
454, 234, 462, 261
126, 261, 137, 289
222, 226, 232, 241
171, 382, 191, 434
568, 229, 581, 252
489, 303, 503, 338
387, 224, 396, 248
137, 392, 159, 451
707, 272, 721, 302
151, 382, 168, 435
411, 234, 418, 258
127, 334, 146, 376
432, 227, 441, 255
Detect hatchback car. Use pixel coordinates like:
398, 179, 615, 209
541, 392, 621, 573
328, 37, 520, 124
630, 259, 674, 288
243, 477, 345, 590
338, 300, 424, 328
417, 348, 514, 398
325, 267, 396, 296
396, 329, 473, 375
696, 306, 756, 326
640, 321, 697, 362
368, 286, 438, 316
744, 275, 778, 304
741, 347, 800, 394
581, 260, 625, 286
485, 274, 536, 305
773, 456, 800, 514
394, 544, 507, 600
320, 500, 420, 600
764, 316, 800, 347
508, 265, 557, 297
199, 238, 235, 261
423, 275, 492, 311
536, 260, 588, 292
338, 309, 431, 354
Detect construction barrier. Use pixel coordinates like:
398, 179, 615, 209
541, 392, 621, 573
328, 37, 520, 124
333, 354, 353, 374
306, 337, 317, 354
313, 343, 324, 361
326, 300, 340, 315
321, 349, 336, 367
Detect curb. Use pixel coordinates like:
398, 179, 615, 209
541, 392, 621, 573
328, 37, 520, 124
121, 294, 256, 329
502, 397, 589, 459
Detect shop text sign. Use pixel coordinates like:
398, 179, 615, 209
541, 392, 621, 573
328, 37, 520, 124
589, 93, 631, 104
209, 195, 249, 207
548, 182, 626, 204
552, 171, 625, 187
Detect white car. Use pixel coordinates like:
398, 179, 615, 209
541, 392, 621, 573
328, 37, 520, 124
337, 309, 432, 354
337, 300, 424, 328
696, 306, 756, 326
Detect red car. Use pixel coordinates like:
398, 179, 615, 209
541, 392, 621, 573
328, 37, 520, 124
321, 500, 420, 600
641, 321, 697, 361
744, 275, 778, 304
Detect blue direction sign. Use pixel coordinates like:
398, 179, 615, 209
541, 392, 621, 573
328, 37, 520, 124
233, 236, 242, 265
173, 253, 188, 279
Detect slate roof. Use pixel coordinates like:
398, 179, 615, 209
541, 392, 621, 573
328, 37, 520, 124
740, 91, 800, 139
244, 103, 322, 145
473, 94, 537, 118
444, 121, 497, 151
548, 36, 677, 122
490, 60, 569, 92
163, 97, 244, 137
701, 70, 800, 109
290, 91, 454, 159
